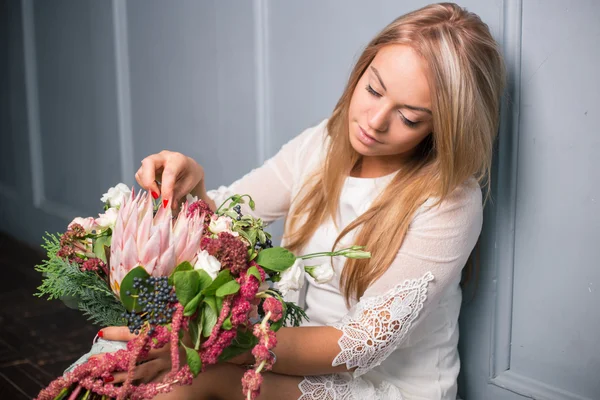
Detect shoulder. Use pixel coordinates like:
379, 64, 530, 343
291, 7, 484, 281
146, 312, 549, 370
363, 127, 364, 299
411, 177, 483, 237
289, 118, 329, 154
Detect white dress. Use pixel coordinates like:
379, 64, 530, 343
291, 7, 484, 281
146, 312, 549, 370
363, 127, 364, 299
207, 120, 482, 400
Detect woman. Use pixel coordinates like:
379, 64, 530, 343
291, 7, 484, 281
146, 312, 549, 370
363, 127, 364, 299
102, 2, 506, 399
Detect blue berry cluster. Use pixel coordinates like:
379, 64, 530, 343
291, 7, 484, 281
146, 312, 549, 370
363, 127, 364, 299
233, 205, 242, 221
255, 237, 273, 251
123, 276, 177, 335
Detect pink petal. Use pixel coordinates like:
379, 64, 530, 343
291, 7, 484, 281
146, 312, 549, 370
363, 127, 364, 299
122, 236, 139, 271
140, 229, 161, 267
156, 244, 176, 276
137, 196, 153, 254
174, 223, 189, 262
145, 256, 159, 276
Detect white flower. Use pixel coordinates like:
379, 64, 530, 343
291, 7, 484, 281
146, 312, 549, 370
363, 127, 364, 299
100, 183, 131, 208
209, 215, 238, 236
307, 262, 334, 284
277, 258, 305, 296
193, 250, 222, 280
68, 217, 98, 233
95, 208, 119, 230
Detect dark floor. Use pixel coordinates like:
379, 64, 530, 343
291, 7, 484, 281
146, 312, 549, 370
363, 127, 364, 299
0, 233, 98, 399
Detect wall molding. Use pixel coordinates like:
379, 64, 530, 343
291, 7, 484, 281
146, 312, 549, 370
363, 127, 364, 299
21, 0, 44, 208
493, 371, 593, 400
488, 2, 590, 399
112, 0, 135, 184
253, 0, 271, 164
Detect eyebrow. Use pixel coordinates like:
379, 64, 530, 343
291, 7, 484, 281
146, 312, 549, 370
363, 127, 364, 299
370, 66, 432, 115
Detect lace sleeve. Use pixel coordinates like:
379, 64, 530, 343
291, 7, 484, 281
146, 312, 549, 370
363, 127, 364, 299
328, 181, 483, 377
206, 120, 327, 225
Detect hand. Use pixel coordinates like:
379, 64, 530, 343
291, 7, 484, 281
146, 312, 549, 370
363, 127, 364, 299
95, 326, 185, 384
135, 150, 205, 211
225, 350, 254, 366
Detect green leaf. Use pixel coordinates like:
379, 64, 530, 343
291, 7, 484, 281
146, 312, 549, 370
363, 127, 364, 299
202, 300, 218, 338
174, 270, 200, 307
202, 270, 233, 296
183, 344, 202, 376
120, 266, 151, 312
222, 315, 232, 330
196, 269, 213, 291
249, 230, 257, 246
183, 292, 202, 317
189, 317, 200, 348
216, 280, 240, 297
256, 247, 296, 272
168, 261, 194, 286
247, 266, 262, 282
93, 236, 110, 263
218, 328, 258, 362
258, 230, 267, 245
216, 296, 224, 315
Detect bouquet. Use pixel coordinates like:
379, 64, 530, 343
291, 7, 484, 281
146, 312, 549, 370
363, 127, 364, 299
34, 183, 370, 400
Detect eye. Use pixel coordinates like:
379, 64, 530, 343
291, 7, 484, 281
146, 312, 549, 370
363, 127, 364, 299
399, 111, 418, 128
366, 85, 382, 97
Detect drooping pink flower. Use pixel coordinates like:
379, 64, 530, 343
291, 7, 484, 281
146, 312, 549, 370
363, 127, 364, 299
262, 297, 283, 322
200, 232, 248, 275
241, 369, 263, 400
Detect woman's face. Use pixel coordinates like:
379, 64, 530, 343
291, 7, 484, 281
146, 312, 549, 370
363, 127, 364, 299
348, 45, 434, 168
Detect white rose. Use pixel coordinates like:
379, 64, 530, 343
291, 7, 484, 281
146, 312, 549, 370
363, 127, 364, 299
306, 262, 334, 284
95, 208, 119, 230
193, 250, 222, 280
100, 183, 131, 208
68, 217, 98, 233
277, 258, 305, 296
209, 215, 238, 236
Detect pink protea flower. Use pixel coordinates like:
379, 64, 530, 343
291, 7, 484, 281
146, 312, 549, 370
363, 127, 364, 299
109, 190, 206, 295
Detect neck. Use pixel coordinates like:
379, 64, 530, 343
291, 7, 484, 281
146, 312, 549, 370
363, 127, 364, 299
350, 156, 404, 178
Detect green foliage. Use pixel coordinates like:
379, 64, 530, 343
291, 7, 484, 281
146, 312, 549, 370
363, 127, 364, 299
120, 266, 151, 312
34, 233, 126, 327
218, 328, 258, 362
256, 247, 296, 272
183, 343, 202, 376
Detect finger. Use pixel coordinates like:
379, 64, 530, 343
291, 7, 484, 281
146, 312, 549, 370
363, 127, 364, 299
159, 155, 187, 209
138, 154, 166, 195
171, 174, 197, 209
111, 359, 167, 384
139, 344, 171, 362
99, 326, 137, 342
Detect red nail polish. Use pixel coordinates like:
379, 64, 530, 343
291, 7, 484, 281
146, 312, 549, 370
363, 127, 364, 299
104, 375, 114, 383
151, 191, 159, 199
98, 330, 104, 338
163, 199, 169, 208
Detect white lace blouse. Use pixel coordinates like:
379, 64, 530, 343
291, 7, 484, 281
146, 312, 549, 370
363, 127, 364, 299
207, 120, 482, 400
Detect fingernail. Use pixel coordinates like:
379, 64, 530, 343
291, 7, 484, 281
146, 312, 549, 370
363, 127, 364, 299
104, 375, 114, 383
163, 199, 169, 208
98, 330, 104, 338
151, 191, 159, 199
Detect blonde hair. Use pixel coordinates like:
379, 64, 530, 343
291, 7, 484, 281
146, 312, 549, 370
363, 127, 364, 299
283, 2, 506, 304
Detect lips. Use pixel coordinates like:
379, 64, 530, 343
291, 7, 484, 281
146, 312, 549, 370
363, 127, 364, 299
358, 125, 382, 144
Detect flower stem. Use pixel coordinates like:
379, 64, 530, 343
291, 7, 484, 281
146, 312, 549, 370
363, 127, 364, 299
53, 387, 70, 400
80, 389, 91, 400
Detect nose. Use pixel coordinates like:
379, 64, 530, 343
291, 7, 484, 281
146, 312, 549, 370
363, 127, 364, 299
368, 104, 389, 132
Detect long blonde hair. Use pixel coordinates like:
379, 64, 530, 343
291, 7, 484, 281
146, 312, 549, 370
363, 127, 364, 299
283, 3, 506, 304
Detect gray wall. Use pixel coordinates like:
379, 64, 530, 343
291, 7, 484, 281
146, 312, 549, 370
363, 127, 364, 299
1, 1, 598, 399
